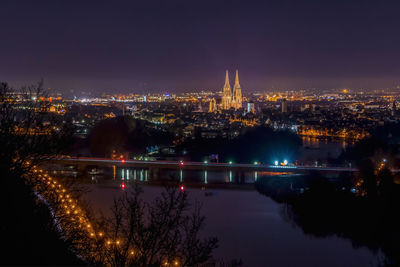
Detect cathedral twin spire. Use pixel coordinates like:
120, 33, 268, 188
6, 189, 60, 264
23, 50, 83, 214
222, 70, 242, 110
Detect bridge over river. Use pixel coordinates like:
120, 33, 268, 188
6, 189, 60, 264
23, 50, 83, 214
43, 157, 400, 184
45, 157, 361, 173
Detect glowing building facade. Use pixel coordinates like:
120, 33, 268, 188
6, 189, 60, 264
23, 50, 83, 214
221, 70, 243, 110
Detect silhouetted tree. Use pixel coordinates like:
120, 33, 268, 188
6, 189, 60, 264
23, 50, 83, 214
0, 82, 81, 265
87, 184, 218, 266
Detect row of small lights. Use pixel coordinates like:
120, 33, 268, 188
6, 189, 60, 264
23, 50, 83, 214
31, 165, 181, 266
32, 166, 99, 238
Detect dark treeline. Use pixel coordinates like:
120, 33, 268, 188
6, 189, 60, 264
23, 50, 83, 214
177, 126, 302, 163
0, 82, 82, 265
256, 123, 400, 266
74, 117, 302, 164
335, 122, 400, 168
72, 116, 173, 158
257, 173, 400, 266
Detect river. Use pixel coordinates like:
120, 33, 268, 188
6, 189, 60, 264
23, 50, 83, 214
77, 167, 379, 267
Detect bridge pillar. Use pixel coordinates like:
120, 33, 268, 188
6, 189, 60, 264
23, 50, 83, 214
149, 168, 154, 180
234, 171, 240, 183
240, 171, 245, 184
157, 168, 162, 180
233, 171, 245, 184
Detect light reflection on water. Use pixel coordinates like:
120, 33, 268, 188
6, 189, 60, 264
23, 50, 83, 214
82, 176, 378, 267
101, 167, 289, 187
52, 165, 379, 266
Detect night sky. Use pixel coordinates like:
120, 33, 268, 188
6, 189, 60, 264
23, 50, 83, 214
1, 0, 400, 93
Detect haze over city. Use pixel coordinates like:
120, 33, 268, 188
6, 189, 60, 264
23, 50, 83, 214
1, 0, 400, 92
3, 1, 400, 266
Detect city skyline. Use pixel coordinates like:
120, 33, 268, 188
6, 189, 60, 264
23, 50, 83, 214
3, 1, 400, 266
1, 0, 400, 92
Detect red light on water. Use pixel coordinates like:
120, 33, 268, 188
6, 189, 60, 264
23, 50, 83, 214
121, 159, 126, 163
180, 185, 184, 191
121, 182, 126, 190
180, 161, 184, 165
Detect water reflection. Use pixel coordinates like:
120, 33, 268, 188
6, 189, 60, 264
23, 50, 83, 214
51, 165, 382, 266
64, 165, 294, 188
255, 174, 400, 266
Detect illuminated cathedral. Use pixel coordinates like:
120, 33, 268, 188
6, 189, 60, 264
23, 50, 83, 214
221, 70, 243, 110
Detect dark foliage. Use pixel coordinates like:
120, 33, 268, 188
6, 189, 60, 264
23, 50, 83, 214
339, 123, 400, 168
256, 167, 400, 266
178, 126, 301, 163
86, 116, 173, 157
0, 82, 82, 265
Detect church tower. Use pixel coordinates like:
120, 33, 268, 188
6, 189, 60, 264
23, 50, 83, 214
232, 70, 242, 109
209, 98, 217, 112
222, 70, 232, 110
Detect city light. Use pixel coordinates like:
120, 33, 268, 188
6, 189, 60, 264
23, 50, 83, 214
274, 160, 279, 166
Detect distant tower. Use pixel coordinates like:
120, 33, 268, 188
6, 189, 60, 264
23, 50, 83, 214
247, 101, 255, 114
222, 70, 231, 110
232, 70, 243, 110
281, 98, 288, 113
209, 98, 217, 112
